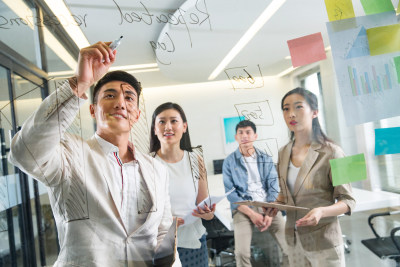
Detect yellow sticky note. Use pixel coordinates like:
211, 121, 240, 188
367, 24, 400, 56
324, 0, 356, 21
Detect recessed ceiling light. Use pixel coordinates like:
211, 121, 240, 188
44, 0, 90, 49
208, 0, 287, 80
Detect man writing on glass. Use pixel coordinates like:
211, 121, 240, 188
9, 41, 176, 266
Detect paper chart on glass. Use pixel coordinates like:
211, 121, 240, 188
234, 200, 310, 211
182, 187, 235, 225
326, 11, 400, 126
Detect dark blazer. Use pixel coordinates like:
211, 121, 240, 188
277, 141, 356, 251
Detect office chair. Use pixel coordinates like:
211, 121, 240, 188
202, 217, 235, 267
361, 211, 400, 267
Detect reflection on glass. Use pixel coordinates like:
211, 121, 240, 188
13, 74, 43, 126
0, 0, 41, 68
0, 66, 23, 266
0, 67, 14, 176
43, 26, 76, 73
29, 176, 59, 266
12, 73, 59, 265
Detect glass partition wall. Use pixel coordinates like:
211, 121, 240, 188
0, 0, 81, 266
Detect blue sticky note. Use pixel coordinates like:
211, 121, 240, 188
375, 127, 400, 155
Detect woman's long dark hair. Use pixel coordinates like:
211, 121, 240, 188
149, 102, 193, 153
281, 87, 332, 145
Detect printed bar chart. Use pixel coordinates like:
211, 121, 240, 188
348, 62, 395, 96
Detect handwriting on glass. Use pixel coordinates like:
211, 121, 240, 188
224, 65, 264, 90
0, 13, 88, 29
114, 0, 211, 53
234, 100, 274, 126
150, 32, 175, 65
254, 138, 279, 164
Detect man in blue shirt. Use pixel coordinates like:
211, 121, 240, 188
223, 120, 288, 267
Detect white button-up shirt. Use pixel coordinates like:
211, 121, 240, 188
95, 133, 145, 234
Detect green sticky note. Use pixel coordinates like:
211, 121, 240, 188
330, 153, 367, 186
360, 0, 394, 15
394, 56, 400, 83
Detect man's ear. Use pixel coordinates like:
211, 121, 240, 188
89, 104, 96, 119
234, 133, 239, 143
131, 110, 141, 124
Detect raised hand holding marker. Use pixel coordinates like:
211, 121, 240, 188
109, 36, 123, 51
102, 36, 123, 62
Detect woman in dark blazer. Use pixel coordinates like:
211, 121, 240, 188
276, 88, 355, 267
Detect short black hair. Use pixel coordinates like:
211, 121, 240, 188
92, 70, 142, 105
235, 120, 256, 133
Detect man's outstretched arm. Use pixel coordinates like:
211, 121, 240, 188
8, 42, 116, 185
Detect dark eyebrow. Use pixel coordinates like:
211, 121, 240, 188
283, 101, 304, 106
120, 83, 137, 97
124, 90, 137, 97
103, 88, 137, 97
103, 88, 118, 94
157, 116, 178, 120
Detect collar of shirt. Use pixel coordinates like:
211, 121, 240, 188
94, 133, 137, 162
95, 133, 119, 155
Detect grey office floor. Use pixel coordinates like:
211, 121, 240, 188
208, 208, 400, 267
341, 208, 400, 267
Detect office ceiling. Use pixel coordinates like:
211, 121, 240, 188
64, 0, 397, 87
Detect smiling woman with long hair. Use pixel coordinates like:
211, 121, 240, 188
276, 88, 356, 267
150, 102, 215, 267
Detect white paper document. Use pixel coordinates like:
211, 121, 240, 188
181, 188, 235, 225
197, 187, 235, 210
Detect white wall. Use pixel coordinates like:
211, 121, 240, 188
143, 76, 292, 173
142, 51, 397, 192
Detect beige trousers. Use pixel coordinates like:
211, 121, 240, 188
233, 208, 289, 267
286, 231, 345, 267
